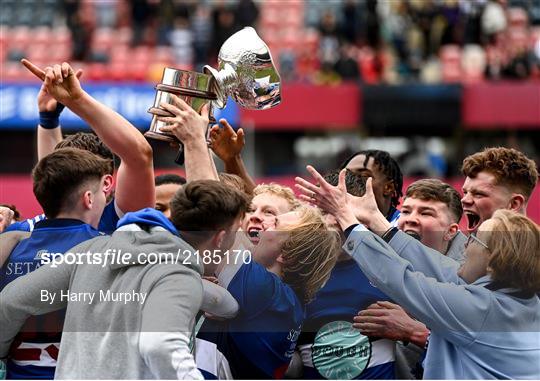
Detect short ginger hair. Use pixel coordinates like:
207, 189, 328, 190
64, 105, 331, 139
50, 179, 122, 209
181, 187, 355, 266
462, 147, 538, 200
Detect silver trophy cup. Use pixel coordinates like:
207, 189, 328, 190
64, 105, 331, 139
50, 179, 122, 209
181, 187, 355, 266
146, 26, 281, 144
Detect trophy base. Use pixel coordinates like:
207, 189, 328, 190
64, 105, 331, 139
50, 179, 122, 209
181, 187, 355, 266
144, 131, 178, 143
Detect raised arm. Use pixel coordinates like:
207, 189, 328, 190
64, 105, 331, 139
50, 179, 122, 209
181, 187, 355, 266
295, 166, 461, 282
209, 119, 256, 194
22, 59, 155, 214
343, 226, 488, 345
154, 95, 218, 181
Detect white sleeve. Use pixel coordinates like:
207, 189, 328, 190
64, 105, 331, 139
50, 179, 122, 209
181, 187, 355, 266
201, 279, 239, 318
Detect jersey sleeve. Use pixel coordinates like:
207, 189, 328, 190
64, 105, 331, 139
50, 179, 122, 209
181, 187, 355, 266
98, 199, 121, 234
226, 261, 281, 319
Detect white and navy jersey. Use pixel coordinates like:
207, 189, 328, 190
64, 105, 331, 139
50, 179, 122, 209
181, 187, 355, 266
0, 218, 102, 379
3, 200, 120, 235
4, 214, 46, 233
197, 261, 304, 379
297, 259, 396, 379
387, 207, 401, 228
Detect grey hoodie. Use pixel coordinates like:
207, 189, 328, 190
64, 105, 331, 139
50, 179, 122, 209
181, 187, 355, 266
0, 224, 204, 379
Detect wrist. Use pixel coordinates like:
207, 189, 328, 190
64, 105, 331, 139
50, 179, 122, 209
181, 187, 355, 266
408, 324, 429, 347
336, 209, 360, 232
366, 213, 391, 236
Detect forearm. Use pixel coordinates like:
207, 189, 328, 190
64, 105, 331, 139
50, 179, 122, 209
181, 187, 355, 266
64, 92, 152, 165
0, 231, 30, 267
0, 264, 70, 357
208, 147, 220, 180
37, 126, 62, 160
201, 279, 239, 318
223, 155, 256, 194
184, 138, 219, 181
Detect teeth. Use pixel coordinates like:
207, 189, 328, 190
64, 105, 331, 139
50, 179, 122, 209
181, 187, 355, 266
248, 229, 260, 238
405, 231, 421, 241
465, 212, 480, 230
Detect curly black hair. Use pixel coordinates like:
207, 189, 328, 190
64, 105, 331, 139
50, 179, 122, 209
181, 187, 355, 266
340, 149, 403, 208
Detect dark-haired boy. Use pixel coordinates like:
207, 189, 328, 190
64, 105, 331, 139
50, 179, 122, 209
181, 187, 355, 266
0, 180, 248, 379
155, 174, 186, 218
340, 150, 403, 225
0, 148, 111, 378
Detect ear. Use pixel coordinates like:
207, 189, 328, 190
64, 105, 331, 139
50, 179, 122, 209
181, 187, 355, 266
383, 181, 395, 197
212, 230, 226, 249
82, 190, 93, 211
103, 174, 114, 195
444, 223, 459, 242
508, 194, 525, 212
276, 254, 285, 264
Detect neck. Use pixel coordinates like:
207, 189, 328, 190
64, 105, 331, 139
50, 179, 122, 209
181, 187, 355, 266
55, 211, 93, 227
266, 262, 283, 278
382, 202, 393, 219
440, 241, 450, 255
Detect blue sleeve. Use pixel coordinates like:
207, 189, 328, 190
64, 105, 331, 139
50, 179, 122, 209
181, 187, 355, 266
226, 261, 281, 319
98, 200, 120, 234
343, 226, 487, 345
387, 230, 461, 284
3, 221, 29, 233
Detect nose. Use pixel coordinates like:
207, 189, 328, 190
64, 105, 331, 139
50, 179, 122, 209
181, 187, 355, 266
250, 209, 263, 222
403, 212, 419, 226
461, 193, 472, 206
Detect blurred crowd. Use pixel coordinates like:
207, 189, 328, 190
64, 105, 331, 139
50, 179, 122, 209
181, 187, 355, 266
2, 0, 540, 83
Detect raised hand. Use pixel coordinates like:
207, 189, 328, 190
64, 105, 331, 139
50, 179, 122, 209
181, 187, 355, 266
37, 69, 83, 113
295, 166, 358, 230
209, 119, 245, 162
0, 206, 14, 233
22, 59, 84, 106
154, 95, 209, 144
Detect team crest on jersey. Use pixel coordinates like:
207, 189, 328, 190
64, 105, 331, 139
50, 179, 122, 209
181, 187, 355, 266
311, 320, 372, 379
34, 250, 49, 261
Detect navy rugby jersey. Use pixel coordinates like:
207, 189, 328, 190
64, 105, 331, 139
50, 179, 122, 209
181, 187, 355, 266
4, 200, 120, 235
0, 219, 103, 379
297, 259, 396, 380
197, 261, 304, 379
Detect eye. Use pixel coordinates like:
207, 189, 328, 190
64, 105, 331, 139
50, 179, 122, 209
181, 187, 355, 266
265, 210, 277, 216
421, 212, 434, 217
401, 210, 410, 215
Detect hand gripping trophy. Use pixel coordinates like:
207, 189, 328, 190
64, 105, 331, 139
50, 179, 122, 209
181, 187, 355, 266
145, 27, 281, 158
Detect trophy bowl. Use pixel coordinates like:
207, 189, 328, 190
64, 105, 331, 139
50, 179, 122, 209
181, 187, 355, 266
146, 27, 281, 147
